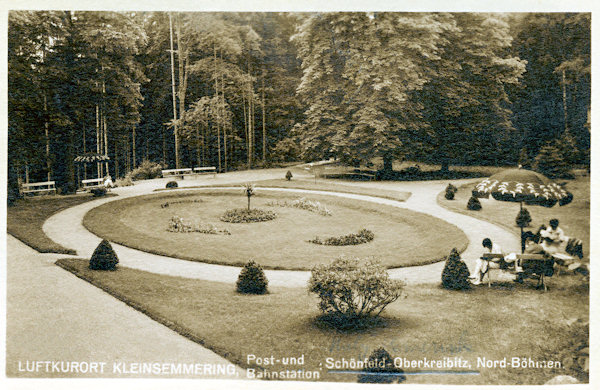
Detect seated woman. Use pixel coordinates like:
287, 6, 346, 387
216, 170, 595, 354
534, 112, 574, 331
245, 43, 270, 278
540, 219, 567, 254
469, 238, 504, 285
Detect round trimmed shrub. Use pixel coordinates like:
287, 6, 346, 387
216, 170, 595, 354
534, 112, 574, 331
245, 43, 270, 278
236, 260, 268, 294
441, 248, 470, 290
467, 196, 482, 210
285, 170, 293, 181
89, 239, 119, 270
166, 181, 178, 189
309, 257, 405, 326
357, 347, 406, 384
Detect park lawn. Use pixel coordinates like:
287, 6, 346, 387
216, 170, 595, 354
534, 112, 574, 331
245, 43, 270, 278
7, 193, 114, 254
56, 257, 589, 385
437, 176, 590, 259
159, 179, 412, 203
83, 190, 467, 270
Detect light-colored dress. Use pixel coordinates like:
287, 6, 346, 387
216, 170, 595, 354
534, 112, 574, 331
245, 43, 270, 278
540, 227, 567, 254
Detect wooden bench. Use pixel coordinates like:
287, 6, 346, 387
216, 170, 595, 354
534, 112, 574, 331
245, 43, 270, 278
516, 254, 555, 291
193, 166, 217, 177
21, 181, 56, 196
162, 168, 194, 179
81, 178, 105, 190
480, 253, 505, 287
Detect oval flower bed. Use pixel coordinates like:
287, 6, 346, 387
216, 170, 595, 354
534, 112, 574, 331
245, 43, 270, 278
309, 229, 374, 246
168, 216, 231, 235
220, 208, 277, 223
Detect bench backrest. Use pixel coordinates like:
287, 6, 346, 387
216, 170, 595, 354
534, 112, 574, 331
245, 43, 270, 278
82, 178, 104, 184
193, 166, 216, 171
481, 253, 504, 260
22, 181, 55, 188
517, 254, 554, 276
162, 168, 192, 174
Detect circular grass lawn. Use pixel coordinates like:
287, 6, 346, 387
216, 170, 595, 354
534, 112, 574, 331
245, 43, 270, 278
83, 189, 468, 270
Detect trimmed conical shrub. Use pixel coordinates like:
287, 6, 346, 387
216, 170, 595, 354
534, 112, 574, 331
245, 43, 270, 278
467, 196, 482, 210
285, 170, 293, 181
89, 240, 119, 270
516, 208, 532, 228
441, 248, 470, 290
445, 183, 457, 200
357, 347, 406, 384
236, 260, 268, 294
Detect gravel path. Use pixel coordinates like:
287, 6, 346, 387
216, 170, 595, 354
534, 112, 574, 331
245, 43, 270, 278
42, 169, 521, 287
6, 235, 246, 379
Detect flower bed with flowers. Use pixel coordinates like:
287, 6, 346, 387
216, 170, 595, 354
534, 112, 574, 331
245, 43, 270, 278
220, 208, 277, 223
266, 197, 332, 216
310, 229, 374, 246
167, 216, 231, 235
84, 190, 468, 269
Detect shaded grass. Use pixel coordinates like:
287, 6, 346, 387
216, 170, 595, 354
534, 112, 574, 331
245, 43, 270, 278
437, 176, 590, 260
56, 257, 589, 384
7, 193, 115, 254
156, 179, 412, 202
83, 190, 467, 270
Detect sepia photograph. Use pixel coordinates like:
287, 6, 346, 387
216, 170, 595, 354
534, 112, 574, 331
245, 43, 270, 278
2, 1, 595, 389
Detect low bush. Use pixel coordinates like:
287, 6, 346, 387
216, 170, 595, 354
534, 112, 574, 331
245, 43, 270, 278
236, 260, 268, 294
220, 208, 277, 223
167, 216, 230, 235
166, 181, 178, 189
467, 196, 482, 210
308, 257, 405, 326
310, 229, 374, 246
91, 187, 107, 197
441, 248, 470, 290
285, 170, 293, 181
89, 239, 119, 270
267, 197, 332, 216
129, 160, 163, 181
357, 347, 406, 384
115, 175, 134, 187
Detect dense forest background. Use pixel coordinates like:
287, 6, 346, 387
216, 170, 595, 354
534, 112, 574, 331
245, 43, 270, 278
7, 12, 590, 194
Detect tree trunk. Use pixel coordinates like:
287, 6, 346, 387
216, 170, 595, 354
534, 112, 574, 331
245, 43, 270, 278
383, 154, 394, 173
196, 125, 201, 167
44, 93, 51, 181
96, 103, 100, 178
132, 123, 136, 169
261, 68, 266, 164
440, 161, 449, 173
115, 137, 119, 179
103, 111, 108, 176
214, 45, 221, 172
168, 12, 179, 169
561, 68, 568, 133
243, 93, 249, 169
220, 50, 227, 172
